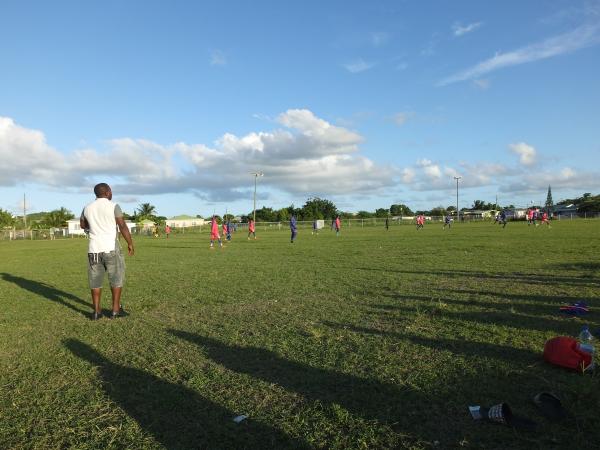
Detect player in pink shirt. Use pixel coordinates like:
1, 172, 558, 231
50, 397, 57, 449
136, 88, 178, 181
526, 209, 533, 226
416, 215, 424, 230
541, 211, 551, 227
248, 219, 256, 240
334, 216, 341, 236
210, 216, 222, 248
222, 221, 228, 238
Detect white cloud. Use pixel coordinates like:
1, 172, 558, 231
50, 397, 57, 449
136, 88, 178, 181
452, 21, 483, 37
343, 58, 376, 73
424, 164, 442, 179
509, 142, 537, 166
393, 111, 415, 126
0, 111, 395, 201
499, 166, 600, 194
210, 49, 227, 66
0, 117, 72, 186
371, 32, 390, 47
400, 158, 513, 192
438, 22, 600, 85
473, 78, 490, 90
401, 168, 415, 183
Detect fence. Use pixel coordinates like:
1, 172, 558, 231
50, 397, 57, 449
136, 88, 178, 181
2, 212, 599, 241
0, 228, 71, 241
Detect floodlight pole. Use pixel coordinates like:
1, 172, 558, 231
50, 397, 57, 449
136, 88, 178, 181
251, 172, 263, 225
454, 176, 461, 222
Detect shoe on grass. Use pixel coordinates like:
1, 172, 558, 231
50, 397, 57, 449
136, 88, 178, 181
110, 307, 128, 319
91, 311, 103, 321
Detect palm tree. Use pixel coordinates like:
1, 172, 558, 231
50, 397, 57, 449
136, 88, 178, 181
43, 207, 74, 228
136, 203, 157, 220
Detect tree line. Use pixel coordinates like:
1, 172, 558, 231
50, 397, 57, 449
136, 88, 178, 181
2, 192, 599, 229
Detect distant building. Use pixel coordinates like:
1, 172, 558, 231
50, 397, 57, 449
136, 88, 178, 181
165, 215, 205, 228
461, 209, 498, 219
67, 219, 135, 236
513, 209, 527, 219
138, 219, 156, 230
553, 204, 578, 216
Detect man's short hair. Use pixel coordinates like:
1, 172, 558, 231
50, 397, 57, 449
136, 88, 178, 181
94, 183, 111, 197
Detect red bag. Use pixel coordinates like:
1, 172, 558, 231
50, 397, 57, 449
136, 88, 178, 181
543, 336, 593, 372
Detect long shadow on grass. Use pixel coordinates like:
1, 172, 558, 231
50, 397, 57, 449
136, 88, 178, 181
321, 321, 539, 365
170, 330, 431, 434
370, 294, 580, 334
352, 267, 598, 287
548, 261, 600, 273
1, 272, 89, 317
368, 299, 575, 334
64, 339, 305, 450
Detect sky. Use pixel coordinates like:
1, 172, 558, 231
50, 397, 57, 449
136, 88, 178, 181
1, 0, 599, 217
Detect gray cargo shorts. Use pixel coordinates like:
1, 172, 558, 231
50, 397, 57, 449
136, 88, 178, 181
87, 245, 125, 289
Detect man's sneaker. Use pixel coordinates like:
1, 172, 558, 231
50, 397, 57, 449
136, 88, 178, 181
110, 306, 128, 319
91, 311, 103, 321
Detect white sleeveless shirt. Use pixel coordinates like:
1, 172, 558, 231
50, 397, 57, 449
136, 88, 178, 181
82, 198, 123, 253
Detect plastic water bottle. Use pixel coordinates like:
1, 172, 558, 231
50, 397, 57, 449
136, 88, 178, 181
578, 325, 595, 370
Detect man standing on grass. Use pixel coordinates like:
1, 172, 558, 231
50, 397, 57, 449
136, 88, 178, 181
290, 215, 298, 243
416, 215, 424, 230
443, 213, 452, 229
81, 183, 134, 321
210, 216, 222, 248
499, 210, 508, 228
248, 218, 256, 239
225, 219, 232, 241
335, 216, 341, 236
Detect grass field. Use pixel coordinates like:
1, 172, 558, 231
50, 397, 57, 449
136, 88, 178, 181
1, 220, 599, 449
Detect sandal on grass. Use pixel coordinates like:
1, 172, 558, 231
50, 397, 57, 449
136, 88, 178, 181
533, 392, 567, 422
470, 402, 537, 432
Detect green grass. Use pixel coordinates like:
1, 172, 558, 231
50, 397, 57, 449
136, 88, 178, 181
1, 221, 599, 449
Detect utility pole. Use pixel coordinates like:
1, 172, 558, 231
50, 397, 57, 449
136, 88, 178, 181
250, 172, 263, 225
23, 193, 27, 229
453, 176, 461, 222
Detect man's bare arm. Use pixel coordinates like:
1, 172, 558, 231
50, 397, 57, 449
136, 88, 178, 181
80, 217, 89, 232
115, 217, 135, 256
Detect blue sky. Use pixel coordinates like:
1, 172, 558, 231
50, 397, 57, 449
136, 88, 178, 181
1, 0, 599, 217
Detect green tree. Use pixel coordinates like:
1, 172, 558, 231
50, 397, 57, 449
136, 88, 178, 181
430, 206, 447, 217
300, 197, 338, 220
471, 200, 495, 210
276, 208, 290, 222
390, 204, 413, 216
252, 206, 277, 222
0, 209, 15, 228
42, 207, 75, 228
577, 194, 600, 213
136, 203, 157, 220
545, 186, 554, 213
375, 208, 389, 217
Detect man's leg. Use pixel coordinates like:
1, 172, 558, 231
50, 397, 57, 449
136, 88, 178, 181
111, 287, 122, 313
91, 288, 102, 313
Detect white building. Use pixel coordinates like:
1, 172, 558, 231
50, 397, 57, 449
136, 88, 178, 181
166, 215, 205, 228
67, 219, 136, 236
